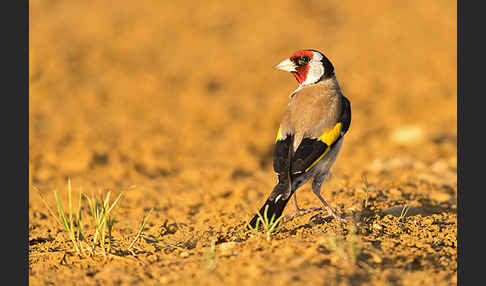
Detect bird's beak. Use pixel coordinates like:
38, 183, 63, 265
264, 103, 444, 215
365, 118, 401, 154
273, 58, 297, 72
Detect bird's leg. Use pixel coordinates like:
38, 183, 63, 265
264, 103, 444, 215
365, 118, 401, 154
292, 192, 300, 210
310, 173, 346, 222
283, 192, 322, 221
293, 192, 322, 214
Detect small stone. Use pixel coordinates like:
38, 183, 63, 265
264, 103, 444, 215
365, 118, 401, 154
391, 126, 424, 143
219, 242, 236, 256
179, 251, 190, 258
373, 223, 382, 230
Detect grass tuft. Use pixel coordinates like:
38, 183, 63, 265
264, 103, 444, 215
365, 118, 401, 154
53, 178, 83, 254
246, 205, 283, 241
36, 179, 126, 257
84, 190, 123, 256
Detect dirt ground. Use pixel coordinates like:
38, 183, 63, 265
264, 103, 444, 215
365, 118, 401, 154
29, 0, 457, 285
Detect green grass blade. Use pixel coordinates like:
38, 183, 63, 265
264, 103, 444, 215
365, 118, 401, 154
107, 193, 123, 214
54, 189, 69, 231
127, 208, 153, 251
54, 188, 79, 252
68, 179, 74, 237
77, 191, 83, 240
268, 215, 283, 234
32, 185, 62, 226
103, 191, 112, 210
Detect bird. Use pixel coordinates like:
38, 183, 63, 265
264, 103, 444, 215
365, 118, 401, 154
248, 49, 351, 229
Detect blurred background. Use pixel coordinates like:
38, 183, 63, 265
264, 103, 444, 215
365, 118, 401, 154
29, 0, 456, 189
29, 1, 457, 284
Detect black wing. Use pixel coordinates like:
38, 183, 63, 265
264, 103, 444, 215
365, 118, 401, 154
290, 95, 351, 176
290, 138, 329, 175
340, 95, 351, 135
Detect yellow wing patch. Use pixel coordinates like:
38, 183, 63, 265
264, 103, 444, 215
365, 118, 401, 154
275, 126, 282, 143
304, 123, 343, 172
319, 122, 342, 146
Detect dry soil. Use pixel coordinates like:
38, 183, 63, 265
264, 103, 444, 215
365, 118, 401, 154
29, 0, 457, 285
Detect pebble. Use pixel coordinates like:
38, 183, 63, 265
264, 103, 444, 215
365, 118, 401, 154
373, 223, 383, 230
219, 242, 237, 256
391, 126, 424, 143
179, 251, 190, 258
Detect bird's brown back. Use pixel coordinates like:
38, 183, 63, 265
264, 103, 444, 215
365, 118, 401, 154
280, 77, 342, 151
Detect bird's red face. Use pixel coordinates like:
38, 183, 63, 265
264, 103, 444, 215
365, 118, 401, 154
288, 50, 314, 84
273, 49, 334, 86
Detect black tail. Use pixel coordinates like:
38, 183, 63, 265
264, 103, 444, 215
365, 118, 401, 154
247, 176, 293, 229
248, 135, 293, 229
247, 197, 290, 229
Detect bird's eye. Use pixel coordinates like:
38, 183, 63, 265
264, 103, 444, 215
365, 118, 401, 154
298, 56, 310, 66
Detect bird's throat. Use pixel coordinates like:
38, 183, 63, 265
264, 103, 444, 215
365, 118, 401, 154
292, 65, 309, 84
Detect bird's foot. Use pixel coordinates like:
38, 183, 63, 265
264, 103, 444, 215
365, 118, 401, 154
283, 207, 322, 222
309, 210, 347, 224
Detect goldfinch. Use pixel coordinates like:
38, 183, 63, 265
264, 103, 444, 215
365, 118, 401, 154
248, 49, 351, 228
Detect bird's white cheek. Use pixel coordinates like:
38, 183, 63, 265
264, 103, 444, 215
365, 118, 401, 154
304, 64, 324, 85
